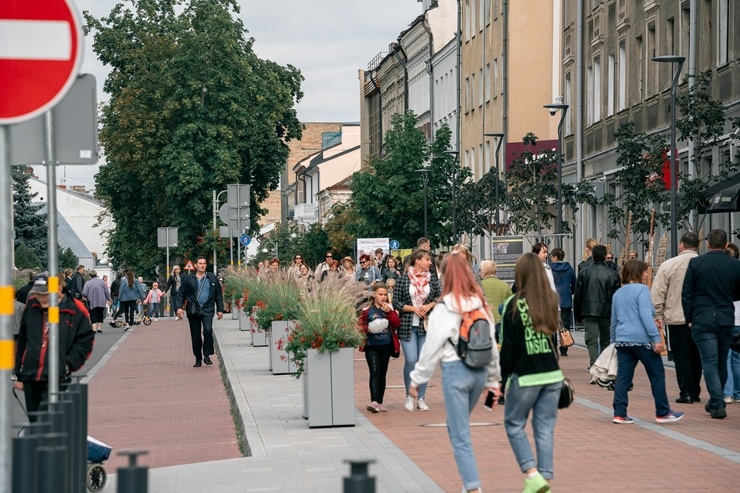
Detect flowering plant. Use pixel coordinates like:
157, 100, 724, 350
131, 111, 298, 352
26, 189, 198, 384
283, 277, 368, 377
252, 272, 302, 332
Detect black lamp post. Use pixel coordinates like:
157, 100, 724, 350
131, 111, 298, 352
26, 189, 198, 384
414, 168, 430, 238
543, 103, 569, 247
443, 150, 460, 244
484, 132, 505, 236
652, 55, 685, 256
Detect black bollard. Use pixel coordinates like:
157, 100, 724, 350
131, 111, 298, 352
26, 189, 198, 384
117, 450, 149, 493
69, 379, 89, 493
12, 428, 39, 493
36, 433, 68, 493
343, 459, 375, 493
51, 395, 74, 493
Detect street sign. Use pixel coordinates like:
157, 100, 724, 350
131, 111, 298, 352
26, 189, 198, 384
9, 74, 98, 165
390, 239, 400, 250
184, 261, 194, 271
0, 0, 84, 124
157, 227, 178, 248
240, 234, 251, 246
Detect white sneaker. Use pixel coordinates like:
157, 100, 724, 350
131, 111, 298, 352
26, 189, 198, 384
153, 317, 158, 322
404, 396, 414, 412
724, 396, 736, 404
417, 397, 429, 411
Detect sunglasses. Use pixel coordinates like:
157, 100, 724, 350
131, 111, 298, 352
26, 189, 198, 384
325, 255, 333, 258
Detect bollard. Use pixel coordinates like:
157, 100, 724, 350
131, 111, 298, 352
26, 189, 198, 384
36, 432, 69, 493
51, 394, 75, 493
70, 379, 89, 493
117, 450, 149, 493
12, 428, 39, 493
343, 459, 375, 493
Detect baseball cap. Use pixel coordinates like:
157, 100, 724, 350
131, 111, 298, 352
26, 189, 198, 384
28, 272, 50, 295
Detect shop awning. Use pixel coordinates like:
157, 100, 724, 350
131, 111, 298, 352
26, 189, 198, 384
702, 171, 740, 214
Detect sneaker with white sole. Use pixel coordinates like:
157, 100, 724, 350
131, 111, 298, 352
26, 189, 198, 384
404, 396, 414, 412
367, 402, 380, 413
655, 411, 684, 423
417, 397, 429, 411
613, 415, 634, 424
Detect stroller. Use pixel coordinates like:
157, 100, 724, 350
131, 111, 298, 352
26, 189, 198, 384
87, 436, 112, 492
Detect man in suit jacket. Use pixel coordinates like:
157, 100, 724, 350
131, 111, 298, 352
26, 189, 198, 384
176, 257, 224, 367
682, 229, 740, 419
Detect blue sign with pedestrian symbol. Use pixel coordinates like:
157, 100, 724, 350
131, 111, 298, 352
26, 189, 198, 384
390, 239, 400, 250
240, 234, 251, 246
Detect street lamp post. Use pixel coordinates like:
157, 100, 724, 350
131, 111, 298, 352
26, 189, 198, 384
213, 189, 227, 274
414, 168, 430, 238
652, 55, 685, 256
543, 103, 569, 247
262, 241, 278, 261
443, 150, 460, 244
484, 133, 505, 236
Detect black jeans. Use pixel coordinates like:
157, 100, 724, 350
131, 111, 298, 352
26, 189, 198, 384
667, 324, 703, 399
188, 314, 214, 361
365, 344, 393, 404
22, 380, 68, 421
120, 300, 137, 325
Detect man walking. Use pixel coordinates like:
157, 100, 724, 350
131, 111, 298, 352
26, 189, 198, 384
69, 265, 86, 300
574, 245, 621, 368
551, 248, 576, 356
176, 257, 224, 367
682, 229, 740, 419
651, 232, 702, 404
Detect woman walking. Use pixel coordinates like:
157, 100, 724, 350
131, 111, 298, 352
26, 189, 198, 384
81, 270, 111, 334
166, 265, 182, 318
410, 252, 500, 493
392, 248, 441, 411
500, 253, 563, 493
118, 269, 145, 331
359, 283, 400, 413
610, 260, 684, 424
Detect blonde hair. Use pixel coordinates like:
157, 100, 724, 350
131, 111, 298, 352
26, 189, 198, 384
450, 243, 474, 265
479, 260, 497, 278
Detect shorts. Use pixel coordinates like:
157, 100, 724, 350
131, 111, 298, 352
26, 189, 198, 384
90, 307, 106, 324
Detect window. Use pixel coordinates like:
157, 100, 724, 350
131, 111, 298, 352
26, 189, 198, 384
471, 73, 476, 112
607, 54, 615, 117
593, 56, 601, 122
485, 63, 491, 102
465, 77, 471, 113
493, 59, 498, 96
485, 141, 491, 174
485, 0, 491, 26
465, 1, 471, 42
718, 0, 729, 65
564, 73, 572, 134
587, 66, 593, 125
478, 68, 484, 106
647, 23, 656, 94
636, 36, 643, 101
666, 17, 675, 58
471, 0, 476, 38
478, 144, 484, 179
618, 41, 627, 111
479, 0, 484, 31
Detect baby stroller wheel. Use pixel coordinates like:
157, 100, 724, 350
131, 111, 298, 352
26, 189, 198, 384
115, 320, 124, 328
87, 463, 106, 492
143, 316, 152, 326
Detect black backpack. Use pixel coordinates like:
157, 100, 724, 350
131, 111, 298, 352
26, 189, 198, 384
447, 304, 494, 368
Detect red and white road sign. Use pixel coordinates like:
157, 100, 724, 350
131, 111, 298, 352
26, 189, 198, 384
0, 0, 83, 124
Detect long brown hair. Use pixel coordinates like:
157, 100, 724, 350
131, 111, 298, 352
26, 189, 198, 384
125, 268, 134, 288
513, 253, 558, 335
440, 251, 486, 309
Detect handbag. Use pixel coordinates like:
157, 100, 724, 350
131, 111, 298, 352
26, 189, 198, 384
559, 324, 575, 347
548, 336, 574, 409
184, 275, 206, 317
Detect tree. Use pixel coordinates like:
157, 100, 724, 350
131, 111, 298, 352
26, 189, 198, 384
323, 202, 360, 258
12, 166, 47, 263
348, 112, 463, 248
58, 247, 79, 270
85, 0, 303, 272
14, 243, 42, 270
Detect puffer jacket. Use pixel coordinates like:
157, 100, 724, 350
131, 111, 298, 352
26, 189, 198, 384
15, 295, 94, 383
574, 262, 621, 320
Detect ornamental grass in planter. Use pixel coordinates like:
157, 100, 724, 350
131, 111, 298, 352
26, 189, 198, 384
283, 277, 368, 377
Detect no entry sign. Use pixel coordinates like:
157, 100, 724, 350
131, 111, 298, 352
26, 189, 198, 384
0, 0, 83, 124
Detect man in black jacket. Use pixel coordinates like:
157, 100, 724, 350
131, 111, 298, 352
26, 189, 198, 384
574, 245, 621, 368
13, 272, 94, 418
15, 271, 36, 304
69, 264, 86, 299
681, 229, 740, 419
176, 257, 224, 367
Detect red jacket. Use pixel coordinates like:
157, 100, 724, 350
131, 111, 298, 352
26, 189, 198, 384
358, 305, 400, 356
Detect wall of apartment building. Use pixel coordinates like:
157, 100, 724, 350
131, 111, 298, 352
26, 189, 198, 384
404, 20, 433, 135
432, 38, 459, 150
259, 122, 341, 228
564, 0, 740, 252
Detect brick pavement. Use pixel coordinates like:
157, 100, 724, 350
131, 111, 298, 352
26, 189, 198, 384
355, 342, 740, 492
86, 318, 241, 470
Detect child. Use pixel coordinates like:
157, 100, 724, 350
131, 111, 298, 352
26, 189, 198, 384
143, 282, 164, 321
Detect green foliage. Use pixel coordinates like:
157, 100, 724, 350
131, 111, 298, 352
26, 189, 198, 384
348, 112, 463, 248
252, 223, 302, 266
14, 243, 42, 270
85, 0, 303, 272
12, 166, 47, 263
323, 202, 360, 258
58, 247, 79, 270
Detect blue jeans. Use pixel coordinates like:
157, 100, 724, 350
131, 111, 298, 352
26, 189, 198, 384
441, 360, 487, 491
147, 303, 159, 317
723, 326, 740, 399
504, 375, 560, 480
402, 326, 427, 398
692, 323, 732, 410
613, 346, 670, 418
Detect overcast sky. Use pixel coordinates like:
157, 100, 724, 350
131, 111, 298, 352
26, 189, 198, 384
41, 0, 422, 189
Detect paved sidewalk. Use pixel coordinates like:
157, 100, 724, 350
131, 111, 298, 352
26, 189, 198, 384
86, 317, 739, 492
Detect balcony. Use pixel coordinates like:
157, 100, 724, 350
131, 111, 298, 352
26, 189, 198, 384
294, 203, 318, 224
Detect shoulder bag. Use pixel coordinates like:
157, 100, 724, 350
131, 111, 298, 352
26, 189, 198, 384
184, 275, 206, 317
548, 336, 574, 409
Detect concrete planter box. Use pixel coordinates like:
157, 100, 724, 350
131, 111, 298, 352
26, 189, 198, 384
238, 305, 249, 330
269, 321, 296, 375
250, 312, 268, 347
303, 347, 355, 428
231, 299, 239, 320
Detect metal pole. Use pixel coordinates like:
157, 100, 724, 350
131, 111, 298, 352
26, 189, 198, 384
452, 161, 457, 244
423, 174, 428, 238
557, 109, 567, 248
0, 125, 14, 493
212, 191, 217, 274
494, 138, 503, 235
45, 111, 60, 403
669, 66, 681, 256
